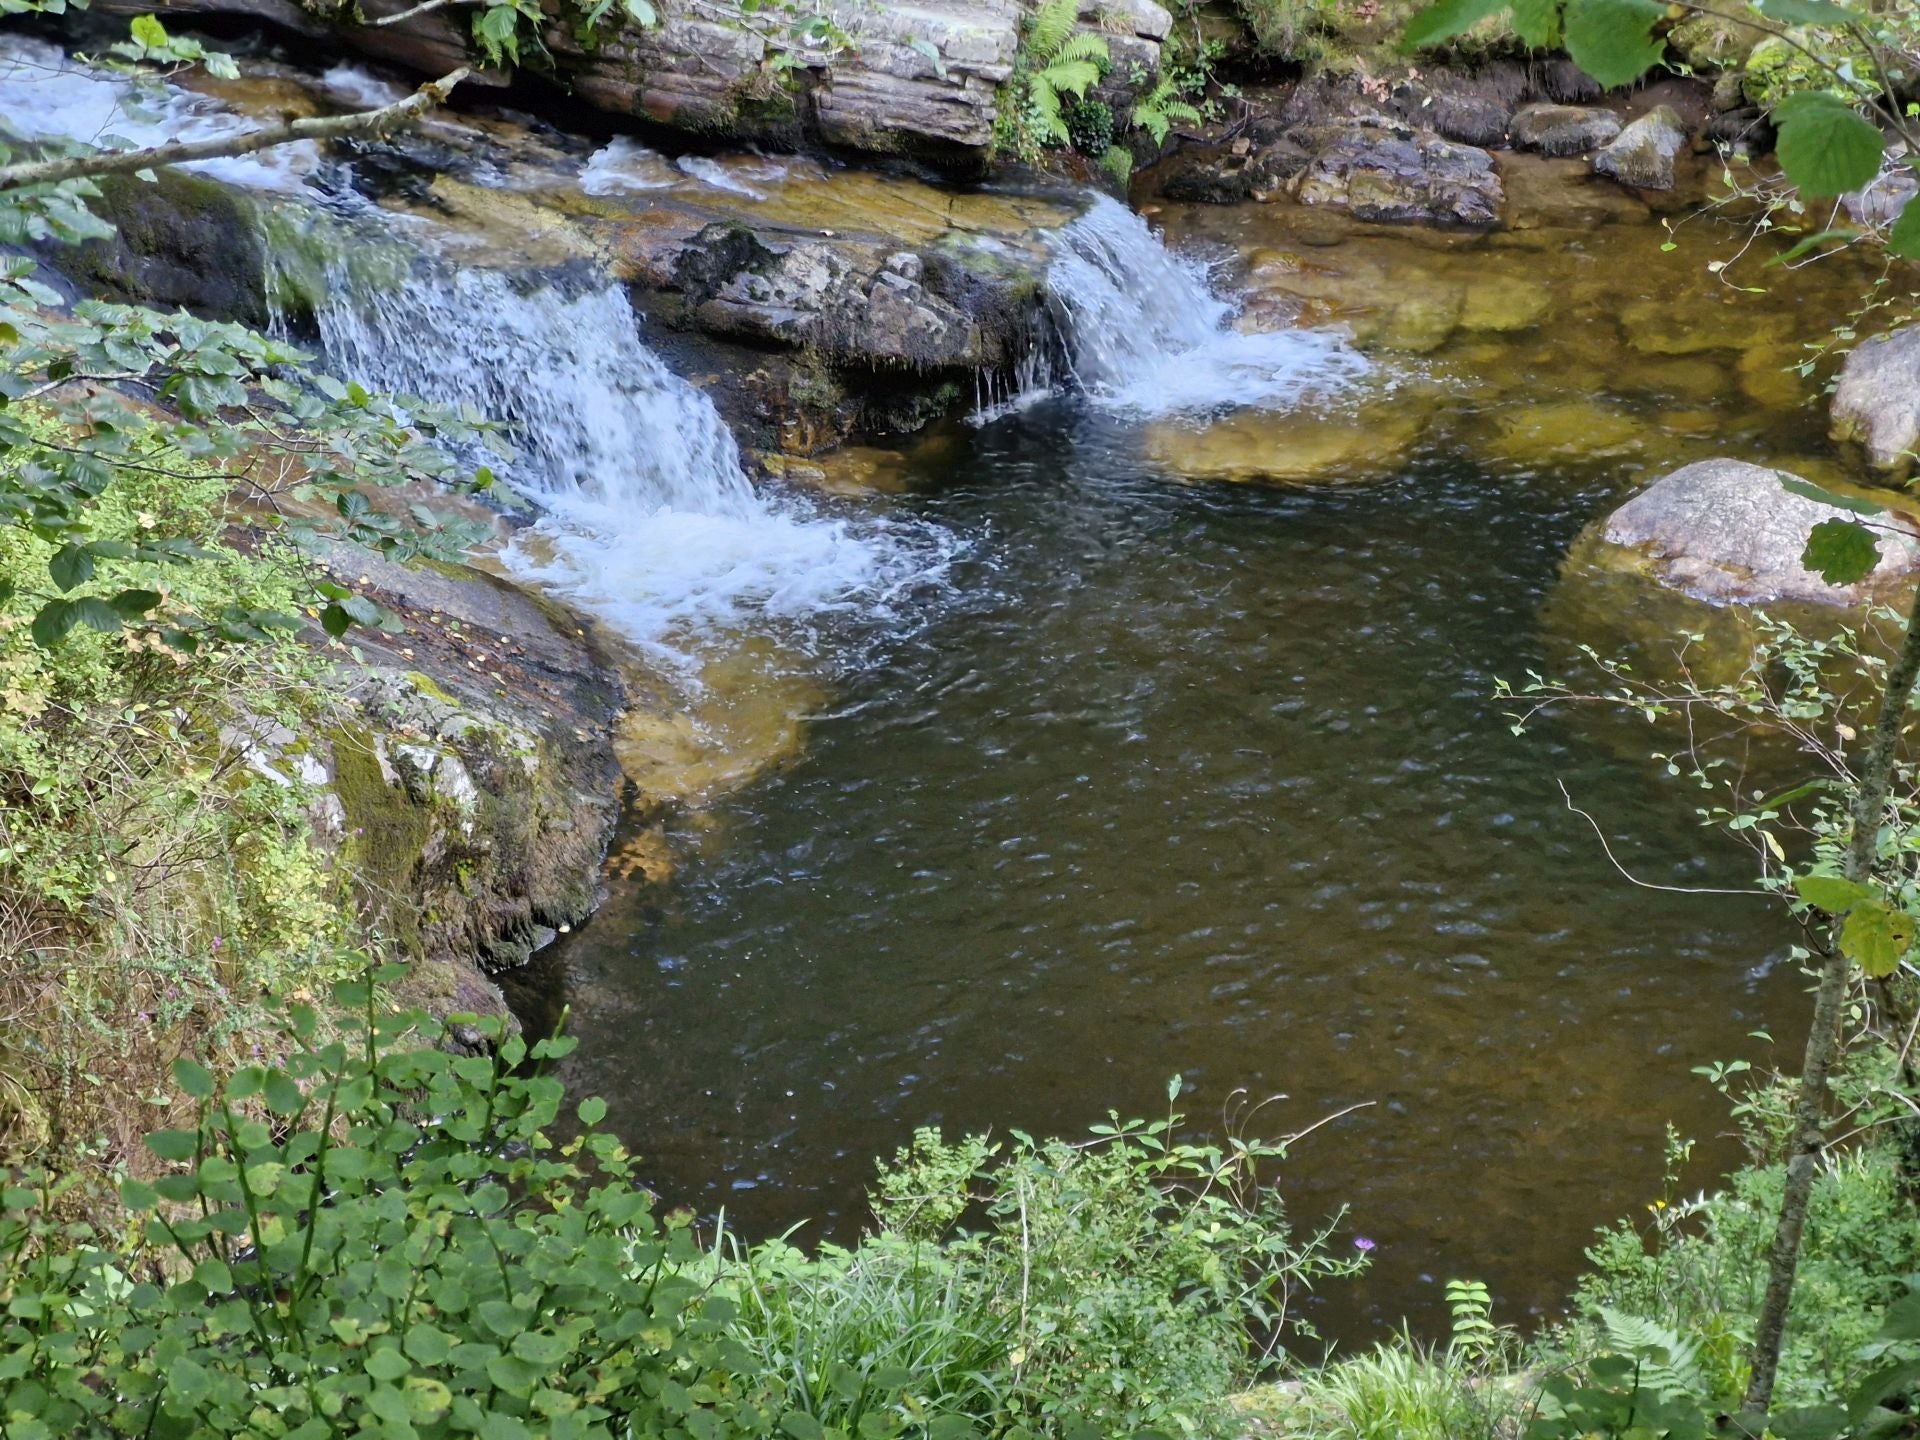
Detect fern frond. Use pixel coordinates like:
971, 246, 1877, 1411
1131, 101, 1171, 144
1040, 58, 1102, 98
1597, 1308, 1707, 1400
1162, 99, 1202, 126
1029, 82, 1069, 144
1026, 0, 1080, 62
1050, 31, 1111, 68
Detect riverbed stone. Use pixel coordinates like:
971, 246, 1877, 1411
1484, 399, 1644, 464
1597, 458, 1920, 606
1593, 106, 1689, 191
1511, 103, 1622, 156
1830, 324, 1920, 481
1288, 120, 1504, 227
1619, 297, 1791, 355
1143, 405, 1425, 484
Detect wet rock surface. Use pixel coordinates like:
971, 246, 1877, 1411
306, 545, 625, 1027
1596, 459, 1920, 607
1510, 103, 1622, 156
1593, 106, 1689, 190
1831, 323, 1920, 481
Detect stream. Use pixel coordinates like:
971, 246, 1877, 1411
5, 29, 1873, 1341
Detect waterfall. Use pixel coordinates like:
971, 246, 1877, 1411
1042, 194, 1371, 416
310, 262, 946, 665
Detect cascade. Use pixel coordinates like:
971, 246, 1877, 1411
1041, 194, 1371, 417
308, 261, 944, 666
0, 33, 947, 667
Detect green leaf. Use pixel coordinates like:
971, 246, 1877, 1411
70, 598, 121, 635
171, 1057, 215, 1098
1837, 901, 1914, 978
782, 1414, 827, 1440
129, 13, 169, 46
48, 543, 93, 592
145, 1129, 200, 1162
109, 588, 163, 619
1752, 0, 1858, 23
1770, 1409, 1847, 1440
1563, 0, 1667, 89
1878, 1288, 1920, 1342
1801, 517, 1881, 586
1773, 91, 1885, 198
1792, 874, 1874, 912
263, 1070, 305, 1117
1889, 195, 1920, 261
1509, 0, 1563, 45
320, 601, 354, 638
1779, 475, 1884, 515
1402, 0, 1506, 48
30, 600, 77, 649
577, 1096, 607, 1126
508, 1331, 570, 1367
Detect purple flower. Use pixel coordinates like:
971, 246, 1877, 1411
1353, 1237, 1376, 1253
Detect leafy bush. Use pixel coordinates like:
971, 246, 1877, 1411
872, 1086, 1367, 1437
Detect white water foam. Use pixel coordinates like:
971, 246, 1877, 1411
0, 36, 320, 192
580, 136, 679, 195
1044, 194, 1370, 417
313, 264, 954, 666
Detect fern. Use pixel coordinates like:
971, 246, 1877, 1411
1026, 0, 1081, 62
1130, 74, 1201, 145
1597, 1307, 1709, 1401
998, 0, 1111, 158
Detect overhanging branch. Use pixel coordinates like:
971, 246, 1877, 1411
0, 67, 470, 190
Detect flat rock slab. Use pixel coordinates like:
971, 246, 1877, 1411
1600, 458, 1920, 607
1290, 120, 1503, 227
1593, 106, 1689, 190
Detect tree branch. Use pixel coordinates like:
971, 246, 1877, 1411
0, 68, 469, 190
363, 0, 485, 27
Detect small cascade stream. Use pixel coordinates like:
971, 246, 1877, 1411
1041, 195, 1372, 416
309, 263, 941, 664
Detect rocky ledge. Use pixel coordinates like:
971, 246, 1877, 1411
100, 0, 1170, 176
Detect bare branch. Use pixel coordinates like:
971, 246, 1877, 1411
1558, 780, 1773, 897
0, 68, 469, 190
363, 0, 486, 27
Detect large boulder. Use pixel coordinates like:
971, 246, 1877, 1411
1830, 325, 1920, 481
1593, 106, 1689, 191
1289, 120, 1504, 227
1597, 459, 1920, 607
1510, 103, 1622, 156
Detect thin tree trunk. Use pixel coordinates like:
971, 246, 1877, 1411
0, 69, 468, 190
1744, 603, 1920, 1413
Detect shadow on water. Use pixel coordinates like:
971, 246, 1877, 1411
539, 401, 1806, 1343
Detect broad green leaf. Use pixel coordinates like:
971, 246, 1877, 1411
1771, 1406, 1848, 1440
30, 599, 77, 649
48, 543, 93, 592
1774, 91, 1885, 197
128, 13, 169, 46
1889, 195, 1920, 261
1791, 874, 1874, 912
1837, 901, 1914, 977
577, 1096, 607, 1126
1509, 0, 1563, 46
1877, 1288, 1920, 1341
320, 601, 354, 638
1563, 0, 1667, 89
145, 1128, 200, 1162
263, 1070, 305, 1116
1778, 475, 1884, 515
1753, 0, 1858, 23
109, 588, 163, 618
171, 1057, 215, 1098
70, 597, 121, 634
1801, 517, 1881, 585
1402, 0, 1507, 49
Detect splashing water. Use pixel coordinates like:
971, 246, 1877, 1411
580, 136, 679, 195
312, 262, 953, 666
0, 36, 320, 192
1044, 194, 1370, 416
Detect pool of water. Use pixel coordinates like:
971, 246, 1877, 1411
546, 395, 1808, 1340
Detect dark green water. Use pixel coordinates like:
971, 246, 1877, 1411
547, 405, 1803, 1340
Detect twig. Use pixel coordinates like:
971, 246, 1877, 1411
1558, 780, 1773, 896
0, 69, 469, 190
